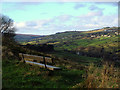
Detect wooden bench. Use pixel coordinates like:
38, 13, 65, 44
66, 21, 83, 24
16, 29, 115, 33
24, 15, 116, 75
19, 53, 61, 70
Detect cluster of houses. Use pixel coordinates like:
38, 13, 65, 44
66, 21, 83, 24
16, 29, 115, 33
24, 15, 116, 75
90, 31, 119, 38
90, 35, 111, 38
115, 32, 119, 35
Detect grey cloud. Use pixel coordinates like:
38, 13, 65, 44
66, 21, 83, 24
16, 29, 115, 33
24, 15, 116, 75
3, 2, 42, 12
94, 11, 103, 16
26, 21, 37, 27
42, 23, 50, 26
94, 2, 118, 7
56, 15, 73, 21
111, 2, 118, 7
74, 3, 86, 9
89, 5, 104, 11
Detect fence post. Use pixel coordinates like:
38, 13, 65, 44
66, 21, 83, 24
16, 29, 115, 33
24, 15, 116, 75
43, 56, 47, 69
52, 58, 54, 65
21, 53, 25, 63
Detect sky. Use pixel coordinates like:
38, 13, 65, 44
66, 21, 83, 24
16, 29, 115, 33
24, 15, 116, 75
0, 2, 118, 35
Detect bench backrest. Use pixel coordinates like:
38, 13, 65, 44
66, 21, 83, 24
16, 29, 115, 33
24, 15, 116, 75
19, 53, 53, 65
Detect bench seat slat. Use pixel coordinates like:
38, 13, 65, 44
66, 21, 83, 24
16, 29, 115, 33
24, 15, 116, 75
23, 54, 52, 64
25, 60, 61, 70
19, 53, 44, 62
45, 57, 52, 63
19, 53, 53, 64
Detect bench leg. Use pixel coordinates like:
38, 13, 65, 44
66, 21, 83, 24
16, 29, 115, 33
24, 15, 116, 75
52, 58, 54, 65
21, 54, 25, 62
43, 56, 47, 69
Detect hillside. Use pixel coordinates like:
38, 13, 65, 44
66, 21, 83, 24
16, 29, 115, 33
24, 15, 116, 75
19, 27, 118, 44
17, 27, 119, 61
19, 27, 119, 49
15, 34, 45, 42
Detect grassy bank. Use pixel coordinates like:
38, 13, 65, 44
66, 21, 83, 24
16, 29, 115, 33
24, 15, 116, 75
3, 58, 120, 88
2, 59, 85, 88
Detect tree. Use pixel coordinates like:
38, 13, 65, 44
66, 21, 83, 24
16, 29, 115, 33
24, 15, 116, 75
0, 14, 17, 60
0, 14, 16, 44
0, 14, 16, 38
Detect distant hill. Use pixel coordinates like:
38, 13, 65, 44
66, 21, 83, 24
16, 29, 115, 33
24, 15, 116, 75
15, 27, 119, 52
15, 27, 119, 60
14, 34, 45, 42
15, 27, 119, 43
20, 27, 118, 44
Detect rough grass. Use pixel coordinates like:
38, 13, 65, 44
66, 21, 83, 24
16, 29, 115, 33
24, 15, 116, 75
72, 62, 120, 88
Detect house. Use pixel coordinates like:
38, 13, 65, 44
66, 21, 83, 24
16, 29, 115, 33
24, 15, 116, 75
115, 32, 119, 35
104, 35, 107, 37
97, 36, 100, 38
91, 35, 95, 37
76, 51, 80, 55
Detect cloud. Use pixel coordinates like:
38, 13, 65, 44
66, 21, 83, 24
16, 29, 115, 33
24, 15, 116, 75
26, 21, 37, 27
13, 2, 117, 35
94, 2, 118, 7
87, 11, 103, 16
89, 5, 104, 11
74, 3, 86, 9
15, 11, 118, 35
56, 15, 73, 22
78, 10, 103, 18
1, 2, 42, 14
14, 22, 26, 28
84, 24, 99, 28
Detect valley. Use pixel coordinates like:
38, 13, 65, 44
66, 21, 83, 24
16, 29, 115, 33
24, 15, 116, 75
3, 27, 120, 88
16, 27, 120, 62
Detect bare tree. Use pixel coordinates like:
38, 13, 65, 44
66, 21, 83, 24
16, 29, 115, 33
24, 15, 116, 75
0, 14, 18, 60
0, 14, 16, 37
0, 14, 17, 47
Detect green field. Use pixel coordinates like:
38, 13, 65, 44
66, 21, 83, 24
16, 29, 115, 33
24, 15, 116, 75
21, 29, 119, 54
55, 35, 119, 51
